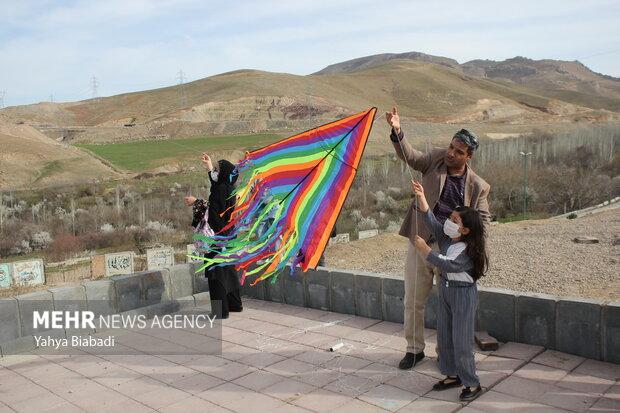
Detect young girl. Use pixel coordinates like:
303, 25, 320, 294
411, 180, 488, 402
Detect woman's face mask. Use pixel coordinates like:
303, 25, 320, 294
443, 218, 462, 238
210, 170, 219, 182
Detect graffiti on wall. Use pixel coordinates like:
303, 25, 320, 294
12, 260, 45, 286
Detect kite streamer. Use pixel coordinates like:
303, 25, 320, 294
193, 107, 377, 285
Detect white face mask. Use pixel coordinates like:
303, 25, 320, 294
210, 170, 219, 182
443, 219, 461, 238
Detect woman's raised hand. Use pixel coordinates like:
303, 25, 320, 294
202, 153, 213, 172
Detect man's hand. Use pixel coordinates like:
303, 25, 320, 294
385, 106, 401, 134
411, 180, 429, 212
184, 196, 197, 207
202, 153, 213, 171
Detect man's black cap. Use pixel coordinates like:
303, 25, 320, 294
453, 129, 479, 152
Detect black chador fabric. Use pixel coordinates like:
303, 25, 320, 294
204, 159, 241, 296
204, 249, 240, 297
207, 159, 238, 234
208, 271, 242, 319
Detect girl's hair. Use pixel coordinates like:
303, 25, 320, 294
454, 206, 489, 280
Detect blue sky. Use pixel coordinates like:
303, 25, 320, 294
1, 0, 619, 107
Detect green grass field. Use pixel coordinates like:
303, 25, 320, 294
76, 133, 281, 172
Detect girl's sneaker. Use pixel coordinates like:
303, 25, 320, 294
459, 386, 482, 401
432, 376, 461, 391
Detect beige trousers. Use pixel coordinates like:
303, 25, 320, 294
404, 241, 438, 353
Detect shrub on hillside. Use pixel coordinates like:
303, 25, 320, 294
146, 220, 173, 232
100, 223, 114, 233
31, 231, 53, 250
12, 240, 32, 255
387, 220, 402, 232
50, 234, 82, 261
129, 228, 153, 253
349, 209, 363, 223
374, 191, 398, 211
0, 238, 14, 257
357, 216, 378, 231
80, 231, 125, 251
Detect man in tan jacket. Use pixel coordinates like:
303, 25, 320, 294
385, 107, 491, 369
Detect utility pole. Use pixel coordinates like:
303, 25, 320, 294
0, 193, 3, 232
177, 69, 187, 107
115, 185, 121, 218
0, 90, 5, 109
70, 198, 76, 235
520, 151, 532, 219
139, 201, 146, 225
49, 94, 54, 103
91, 76, 98, 99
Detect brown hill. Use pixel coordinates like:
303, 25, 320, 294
314, 53, 620, 112
314, 52, 461, 74
2, 52, 619, 189
462, 57, 620, 111
1, 53, 618, 188
0, 113, 119, 190
3, 58, 616, 148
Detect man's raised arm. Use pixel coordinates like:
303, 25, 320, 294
386, 107, 432, 174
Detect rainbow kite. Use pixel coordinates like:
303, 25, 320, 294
194, 107, 377, 285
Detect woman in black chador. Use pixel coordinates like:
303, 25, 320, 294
188, 153, 242, 319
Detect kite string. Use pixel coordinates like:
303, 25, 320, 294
396, 132, 416, 183
395, 122, 421, 360
156, 138, 209, 156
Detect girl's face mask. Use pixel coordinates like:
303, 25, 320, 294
443, 218, 462, 238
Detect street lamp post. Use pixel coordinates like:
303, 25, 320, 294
520, 151, 532, 219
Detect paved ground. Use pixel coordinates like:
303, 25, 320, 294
0, 299, 618, 412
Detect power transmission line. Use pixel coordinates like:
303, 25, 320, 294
177, 69, 186, 85
576, 48, 620, 61
91, 76, 98, 98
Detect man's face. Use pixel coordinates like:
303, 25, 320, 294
445, 138, 472, 169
